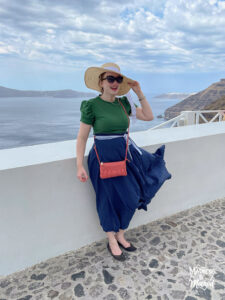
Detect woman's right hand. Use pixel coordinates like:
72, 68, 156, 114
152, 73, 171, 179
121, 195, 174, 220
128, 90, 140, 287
77, 165, 89, 182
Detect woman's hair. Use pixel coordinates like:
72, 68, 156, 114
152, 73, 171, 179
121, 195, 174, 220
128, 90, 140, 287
98, 72, 106, 94
99, 72, 106, 81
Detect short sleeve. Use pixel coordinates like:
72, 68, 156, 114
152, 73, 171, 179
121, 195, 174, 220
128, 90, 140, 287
120, 96, 139, 116
80, 100, 95, 125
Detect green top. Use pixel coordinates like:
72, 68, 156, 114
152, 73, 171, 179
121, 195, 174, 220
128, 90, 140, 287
80, 95, 139, 134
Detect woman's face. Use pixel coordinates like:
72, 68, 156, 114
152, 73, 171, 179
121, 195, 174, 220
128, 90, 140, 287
99, 71, 122, 96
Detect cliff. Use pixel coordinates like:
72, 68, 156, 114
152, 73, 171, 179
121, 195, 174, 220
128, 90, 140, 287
203, 95, 225, 110
164, 79, 225, 120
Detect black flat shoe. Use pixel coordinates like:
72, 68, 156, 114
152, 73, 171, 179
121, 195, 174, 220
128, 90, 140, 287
117, 241, 137, 252
107, 243, 126, 261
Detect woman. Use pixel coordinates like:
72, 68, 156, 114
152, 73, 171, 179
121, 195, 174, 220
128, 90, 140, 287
76, 63, 172, 261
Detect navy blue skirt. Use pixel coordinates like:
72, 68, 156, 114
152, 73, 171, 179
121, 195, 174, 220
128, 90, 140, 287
87, 132, 172, 232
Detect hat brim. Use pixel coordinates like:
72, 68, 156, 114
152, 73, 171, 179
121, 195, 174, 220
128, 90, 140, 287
84, 67, 135, 96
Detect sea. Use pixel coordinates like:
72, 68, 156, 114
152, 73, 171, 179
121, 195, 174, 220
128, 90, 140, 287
0, 93, 182, 150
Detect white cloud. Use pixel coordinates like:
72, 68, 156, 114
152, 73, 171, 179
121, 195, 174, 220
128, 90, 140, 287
0, 0, 225, 73
0, 42, 18, 54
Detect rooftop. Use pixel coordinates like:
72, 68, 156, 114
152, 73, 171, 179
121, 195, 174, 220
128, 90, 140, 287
0, 197, 224, 300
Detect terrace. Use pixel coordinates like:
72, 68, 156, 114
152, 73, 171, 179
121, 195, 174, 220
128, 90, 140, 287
0, 115, 224, 299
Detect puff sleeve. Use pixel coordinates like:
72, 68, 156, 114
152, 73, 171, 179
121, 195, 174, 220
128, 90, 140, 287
120, 96, 139, 116
80, 100, 95, 125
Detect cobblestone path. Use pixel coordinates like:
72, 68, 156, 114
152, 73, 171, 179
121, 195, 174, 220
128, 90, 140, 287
0, 197, 225, 300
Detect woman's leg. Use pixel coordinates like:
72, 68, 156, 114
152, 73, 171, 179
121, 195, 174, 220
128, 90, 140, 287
115, 229, 131, 247
106, 231, 122, 255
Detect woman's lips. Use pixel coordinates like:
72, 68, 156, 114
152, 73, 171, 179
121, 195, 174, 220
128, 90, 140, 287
111, 87, 118, 91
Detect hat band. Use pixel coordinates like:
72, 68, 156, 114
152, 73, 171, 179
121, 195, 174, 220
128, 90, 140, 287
103, 66, 121, 73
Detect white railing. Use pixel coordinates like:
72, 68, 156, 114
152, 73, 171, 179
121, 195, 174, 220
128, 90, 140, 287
195, 110, 225, 123
150, 110, 225, 130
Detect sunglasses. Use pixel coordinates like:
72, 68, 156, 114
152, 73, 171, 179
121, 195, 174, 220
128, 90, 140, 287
102, 75, 123, 84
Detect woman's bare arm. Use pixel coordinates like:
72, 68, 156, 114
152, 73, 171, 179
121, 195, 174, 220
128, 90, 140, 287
76, 122, 92, 182
76, 122, 92, 167
127, 81, 154, 121
135, 102, 154, 121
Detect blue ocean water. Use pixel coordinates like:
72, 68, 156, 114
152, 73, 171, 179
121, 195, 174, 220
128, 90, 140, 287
0, 94, 181, 150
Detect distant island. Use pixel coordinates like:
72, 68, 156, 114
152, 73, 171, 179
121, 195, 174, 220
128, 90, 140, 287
153, 92, 196, 100
0, 85, 96, 98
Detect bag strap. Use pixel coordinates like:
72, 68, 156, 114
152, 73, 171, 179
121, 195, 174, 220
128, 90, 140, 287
119, 98, 130, 161
94, 98, 130, 165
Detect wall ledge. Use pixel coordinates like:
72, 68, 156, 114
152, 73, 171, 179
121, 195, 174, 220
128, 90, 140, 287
0, 122, 224, 171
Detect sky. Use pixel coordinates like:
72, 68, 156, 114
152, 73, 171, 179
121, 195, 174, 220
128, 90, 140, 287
0, 0, 225, 94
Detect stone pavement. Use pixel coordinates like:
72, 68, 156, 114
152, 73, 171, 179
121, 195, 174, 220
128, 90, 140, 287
0, 197, 225, 300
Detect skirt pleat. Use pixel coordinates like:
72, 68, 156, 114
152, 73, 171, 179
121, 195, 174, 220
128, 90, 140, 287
87, 134, 172, 232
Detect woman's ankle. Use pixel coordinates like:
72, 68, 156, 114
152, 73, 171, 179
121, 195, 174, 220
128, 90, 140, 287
115, 234, 123, 240
115, 230, 125, 239
106, 231, 117, 244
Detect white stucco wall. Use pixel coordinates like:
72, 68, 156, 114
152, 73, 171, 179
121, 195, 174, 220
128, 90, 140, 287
0, 122, 225, 276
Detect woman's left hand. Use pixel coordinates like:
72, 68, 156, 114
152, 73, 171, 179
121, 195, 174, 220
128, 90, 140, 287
127, 81, 143, 97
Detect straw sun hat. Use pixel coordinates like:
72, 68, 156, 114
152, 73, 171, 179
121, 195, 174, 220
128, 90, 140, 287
84, 62, 135, 96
